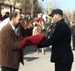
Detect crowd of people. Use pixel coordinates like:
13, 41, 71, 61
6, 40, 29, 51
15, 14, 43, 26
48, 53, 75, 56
0, 9, 74, 71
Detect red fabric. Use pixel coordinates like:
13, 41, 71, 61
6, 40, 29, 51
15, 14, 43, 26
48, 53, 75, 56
5, 14, 9, 18
20, 34, 45, 48
0, 13, 2, 19
20, 38, 28, 48
27, 34, 45, 45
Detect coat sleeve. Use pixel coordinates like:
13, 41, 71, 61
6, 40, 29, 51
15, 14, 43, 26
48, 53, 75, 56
38, 25, 65, 47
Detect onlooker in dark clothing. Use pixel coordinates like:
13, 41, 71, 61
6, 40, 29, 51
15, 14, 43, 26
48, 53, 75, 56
2, 12, 9, 20
19, 19, 32, 37
71, 24, 75, 50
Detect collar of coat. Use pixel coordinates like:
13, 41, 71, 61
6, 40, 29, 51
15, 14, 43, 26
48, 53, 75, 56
56, 19, 64, 25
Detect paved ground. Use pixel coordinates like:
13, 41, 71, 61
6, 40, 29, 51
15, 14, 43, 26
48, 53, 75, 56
0, 44, 75, 71
19, 46, 75, 71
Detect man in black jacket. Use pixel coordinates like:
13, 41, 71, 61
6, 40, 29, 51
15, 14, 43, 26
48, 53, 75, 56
71, 23, 75, 50
38, 9, 73, 71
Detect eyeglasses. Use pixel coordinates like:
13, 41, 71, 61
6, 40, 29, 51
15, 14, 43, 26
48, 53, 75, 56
52, 15, 54, 17
51, 14, 56, 17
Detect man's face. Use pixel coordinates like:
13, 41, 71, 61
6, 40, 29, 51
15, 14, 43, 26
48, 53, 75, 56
51, 14, 59, 23
13, 13, 21, 26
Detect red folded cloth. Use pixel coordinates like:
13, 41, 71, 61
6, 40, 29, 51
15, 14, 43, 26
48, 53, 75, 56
20, 34, 45, 48
20, 38, 28, 48
27, 34, 45, 45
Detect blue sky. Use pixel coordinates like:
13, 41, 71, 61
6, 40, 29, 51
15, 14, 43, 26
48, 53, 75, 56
38, 0, 75, 11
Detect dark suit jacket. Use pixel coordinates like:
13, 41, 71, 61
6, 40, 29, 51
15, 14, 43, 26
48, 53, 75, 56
38, 19, 73, 63
71, 25, 75, 36
0, 23, 24, 69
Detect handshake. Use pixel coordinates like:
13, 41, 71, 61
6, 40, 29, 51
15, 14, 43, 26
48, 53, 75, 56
20, 34, 45, 48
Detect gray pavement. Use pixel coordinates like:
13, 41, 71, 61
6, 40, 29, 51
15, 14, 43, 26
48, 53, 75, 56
19, 46, 75, 71
0, 45, 75, 71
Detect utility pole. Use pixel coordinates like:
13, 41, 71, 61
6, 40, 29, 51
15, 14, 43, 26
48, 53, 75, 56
31, 0, 37, 18
48, 0, 51, 23
31, 0, 33, 18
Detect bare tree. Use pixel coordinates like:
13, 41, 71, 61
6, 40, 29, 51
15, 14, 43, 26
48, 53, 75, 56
72, 10, 75, 21
20, 0, 44, 14
43, 0, 61, 14
63, 13, 70, 26
0, 0, 5, 2
20, 0, 32, 13
34, 1, 44, 14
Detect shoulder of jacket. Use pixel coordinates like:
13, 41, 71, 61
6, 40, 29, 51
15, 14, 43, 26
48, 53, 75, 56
1, 23, 11, 32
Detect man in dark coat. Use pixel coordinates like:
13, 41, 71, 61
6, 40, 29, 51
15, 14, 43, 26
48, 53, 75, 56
38, 9, 73, 71
71, 23, 75, 50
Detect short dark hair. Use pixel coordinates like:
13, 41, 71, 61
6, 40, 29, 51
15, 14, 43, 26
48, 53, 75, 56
5, 12, 9, 15
9, 12, 17, 20
49, 9, 63, 17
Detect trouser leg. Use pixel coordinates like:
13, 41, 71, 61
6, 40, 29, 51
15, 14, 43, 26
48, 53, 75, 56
55, 63, 72, 71
1, 66, 18, 71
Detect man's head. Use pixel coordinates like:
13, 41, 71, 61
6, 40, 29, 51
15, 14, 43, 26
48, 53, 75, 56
49, 9, 63, 23
5, 12, 9, 18
9, 12, 21, 27
5, 12, 9, 15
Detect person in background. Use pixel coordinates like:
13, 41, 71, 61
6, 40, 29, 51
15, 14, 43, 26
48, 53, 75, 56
38, 13, 45, 24
32, 18, 45, 55
71, 22, 75, 50
2, 12, 9, 20
45, 16, 48, 28
19, 17, 32, 37
28, 18, 34, 35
